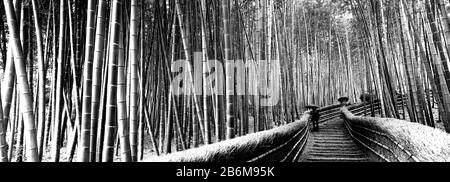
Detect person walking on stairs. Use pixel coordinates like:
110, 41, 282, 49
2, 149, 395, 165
306, 105, 320, 131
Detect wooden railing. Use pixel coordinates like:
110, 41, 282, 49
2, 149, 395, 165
318, 100, 381, 123
341, 106, 450, 162
318, 94, 407, 123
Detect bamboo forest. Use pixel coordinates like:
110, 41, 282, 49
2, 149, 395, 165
1, 0, 450, 163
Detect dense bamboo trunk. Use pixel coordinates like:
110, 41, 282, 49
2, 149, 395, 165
79, 0, 97, 162
51, 0, 66, 162
436, 0, 450, 62
102, 0, 122, 162
222, 0, 235, 140
89, 0, 108, 162
1, 0, 19, 136
3, 0, 39, 162
129, 0, 139, 162
200, 0, 211, 145
117, 16, 132, 162
30, 0, 46, 160
0, 85, 7, 162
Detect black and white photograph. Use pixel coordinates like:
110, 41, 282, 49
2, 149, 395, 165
0, 0, 449, 179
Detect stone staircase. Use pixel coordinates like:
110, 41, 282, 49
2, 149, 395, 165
299, 118, 369, 162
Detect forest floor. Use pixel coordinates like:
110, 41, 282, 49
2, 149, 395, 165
38, 136, 156, 162
39, 135, 158, 162
431, 108, 445, 131
399, 107, 445, 132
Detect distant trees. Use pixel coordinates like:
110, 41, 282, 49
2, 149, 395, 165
352, 0, 450, 131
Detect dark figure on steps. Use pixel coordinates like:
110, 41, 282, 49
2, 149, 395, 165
306, 105, 320, 131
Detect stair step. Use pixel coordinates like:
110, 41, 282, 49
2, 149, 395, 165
309, 154, 364, 157
314, 142, 355, 145
315, 136, 350, 138
306, 158, 367, 162
299, 118, 369, 162
314, 139, 353, 142
313, 144, 356, 147
310, 150, 361, 154
312, 144, 359, 148
314, 136, 348, 138
309, 149, 362, 152
310, 147, 361, 150
307, 156, 367, 161
314, 140, 354, 143
309, 153, 365, 157
315, 129, 344, 131
313, 139, 354, 143
315, 134, 348, 136
315, 135, 347, 137
315, 134, 347, 136
315, 133, 346, 135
